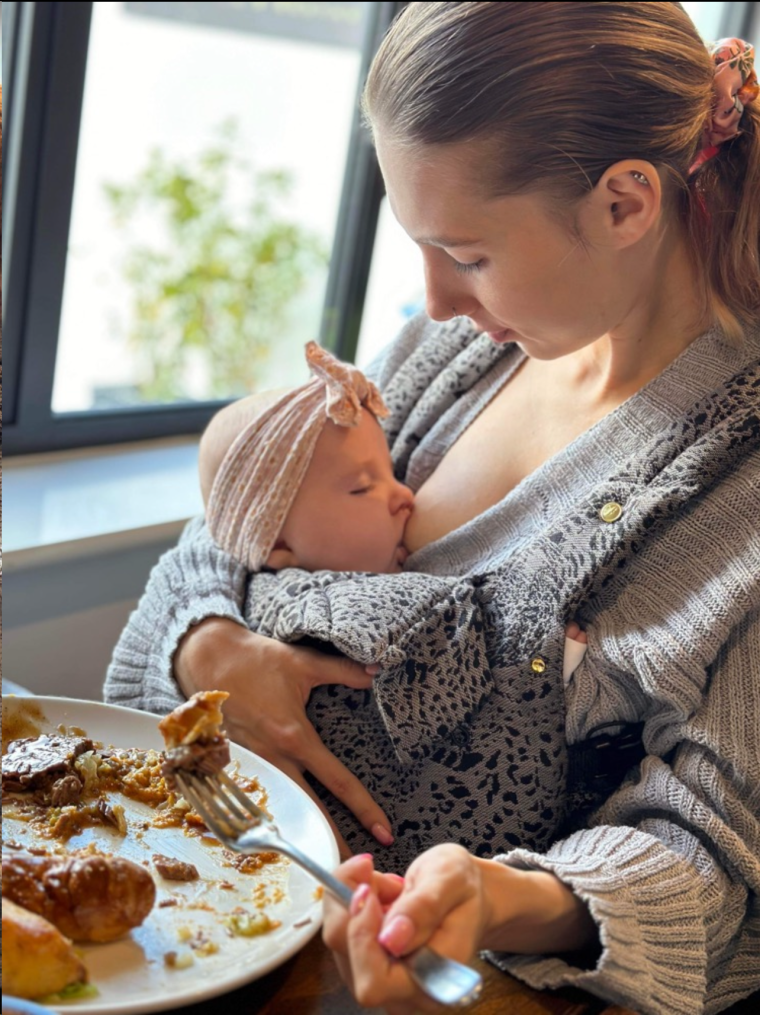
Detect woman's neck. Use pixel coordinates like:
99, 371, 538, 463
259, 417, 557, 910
563, 235, 711, 406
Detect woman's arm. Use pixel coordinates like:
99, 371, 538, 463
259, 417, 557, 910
104, 517, 250, 713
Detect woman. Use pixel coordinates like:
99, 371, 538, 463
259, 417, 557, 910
105, 3, 760, 1012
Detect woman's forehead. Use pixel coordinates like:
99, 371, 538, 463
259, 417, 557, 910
377, 138, 548, 244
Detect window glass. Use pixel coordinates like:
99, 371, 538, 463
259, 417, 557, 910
682, 2, 729, 39
53, 1, 371, 412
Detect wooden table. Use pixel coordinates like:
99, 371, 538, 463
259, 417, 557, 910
176, 933, 760, 1014
158, 930, 716, 1015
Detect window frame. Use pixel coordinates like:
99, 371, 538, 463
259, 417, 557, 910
2, 1, 401, 455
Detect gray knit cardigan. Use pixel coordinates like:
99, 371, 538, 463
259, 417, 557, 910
105, 315, 760, 1015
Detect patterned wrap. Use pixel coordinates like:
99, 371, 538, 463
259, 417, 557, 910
206, 341, 388, 571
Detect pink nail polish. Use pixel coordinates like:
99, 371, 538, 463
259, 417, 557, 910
378, 914, 415, 957
371, 822, 395, 847
387, 873, 405, 885
355, 853, 374, 861
350, 883, 371, 917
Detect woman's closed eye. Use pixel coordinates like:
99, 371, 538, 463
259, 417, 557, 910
454, 258, 485, 275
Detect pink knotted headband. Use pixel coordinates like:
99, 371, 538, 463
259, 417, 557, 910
207, 341, 389, 572
691, 38, 758, 174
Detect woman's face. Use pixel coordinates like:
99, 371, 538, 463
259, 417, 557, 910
376, 138, 641, 360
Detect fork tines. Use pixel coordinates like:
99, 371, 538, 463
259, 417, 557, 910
175, 769, 265, 841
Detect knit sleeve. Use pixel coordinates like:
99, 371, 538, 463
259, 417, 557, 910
484, 457, 760, 1015
103, 516, 249, 713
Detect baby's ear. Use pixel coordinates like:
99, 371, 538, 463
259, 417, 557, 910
265, 541, 299, 571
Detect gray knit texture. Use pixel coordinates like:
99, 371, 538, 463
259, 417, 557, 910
105, 314, 760, 1015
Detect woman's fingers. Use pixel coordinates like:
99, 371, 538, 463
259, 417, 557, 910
565, 620, 588, 644
346, 888, 442, 1013
307, 649, 376, 691
300, 729, 395, 847
378, 845, 483, 961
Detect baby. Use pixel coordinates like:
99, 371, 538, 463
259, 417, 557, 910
200, 341, 414, 576
199, 342, 587, 681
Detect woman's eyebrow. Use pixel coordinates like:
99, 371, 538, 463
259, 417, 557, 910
415, 234, 483, 248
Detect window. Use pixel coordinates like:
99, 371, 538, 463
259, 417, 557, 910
3, 1, 398, 452
4, 2, 756, 450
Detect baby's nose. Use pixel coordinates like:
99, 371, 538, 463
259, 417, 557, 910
391, 482, 415, 514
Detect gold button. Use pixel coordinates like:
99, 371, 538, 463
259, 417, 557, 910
531, 656, 546, 674
599, 501, 623, 524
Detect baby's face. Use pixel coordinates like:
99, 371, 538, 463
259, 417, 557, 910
276, 413, 414, 573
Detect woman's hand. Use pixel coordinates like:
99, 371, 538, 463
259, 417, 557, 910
323, 847, 599, 1013
173, 618, 394, 852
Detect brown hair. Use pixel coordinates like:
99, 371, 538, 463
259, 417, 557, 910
363, 2, 760, 339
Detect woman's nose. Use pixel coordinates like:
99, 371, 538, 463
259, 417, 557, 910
423, 253, 477, 323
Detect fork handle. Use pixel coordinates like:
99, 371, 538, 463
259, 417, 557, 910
274, 841, 354, 908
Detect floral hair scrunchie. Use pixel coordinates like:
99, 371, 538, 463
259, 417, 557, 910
690, 38, 758, 174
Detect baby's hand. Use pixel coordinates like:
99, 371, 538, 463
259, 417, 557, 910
564, 621, 588, 644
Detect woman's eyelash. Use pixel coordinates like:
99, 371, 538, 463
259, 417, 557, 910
454, 259, 485, 275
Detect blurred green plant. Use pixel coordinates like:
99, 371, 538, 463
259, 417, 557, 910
103, 122, 327, 402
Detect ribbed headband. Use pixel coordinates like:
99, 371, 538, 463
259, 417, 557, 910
206, 341, 389, 571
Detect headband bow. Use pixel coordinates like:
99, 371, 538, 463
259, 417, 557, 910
207, 342, 388, 572
690, 38, 758, 174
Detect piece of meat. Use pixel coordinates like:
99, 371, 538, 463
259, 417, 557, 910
157, 691, 229, 749
2, 735, 94, 794
49, 773, 84, 807
152, 853, 199, 881
1, 850, 156, 942
158, 691, 231, 790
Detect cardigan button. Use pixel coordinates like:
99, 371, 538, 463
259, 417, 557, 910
599, 501, 624, 523
530, 656, 547, 674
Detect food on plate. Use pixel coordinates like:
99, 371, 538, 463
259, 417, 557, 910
158, 690, 231, 788
2, 733, 94, 804
1, 850, 156, 942
153, 853, 199, 881
1, 897, 87, 999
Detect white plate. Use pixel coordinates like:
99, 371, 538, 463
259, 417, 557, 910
1, 696, 339, 1015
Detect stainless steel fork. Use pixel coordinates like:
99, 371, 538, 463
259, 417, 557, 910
175, 769, 483, 1008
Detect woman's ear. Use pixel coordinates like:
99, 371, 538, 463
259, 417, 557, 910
587, 160, 662, 249
265, 540, 299, 571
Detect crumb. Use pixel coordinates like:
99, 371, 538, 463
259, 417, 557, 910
224, 912, 278, 937
159, 898, 179, 908
293, 917, 313, 929
313, 886, 324, 901
194, 940, 220, 958
164, 950, 194, 970
153, 853, 199, 881
219, 881, 235, 890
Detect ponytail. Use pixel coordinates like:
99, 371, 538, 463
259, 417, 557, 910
687, 101, 760, 341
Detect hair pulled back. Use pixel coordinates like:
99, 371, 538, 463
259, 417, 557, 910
363, 2, 760, 339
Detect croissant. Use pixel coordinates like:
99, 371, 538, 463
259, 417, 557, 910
1, 851, 156, 942
1, 897, 87, 999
